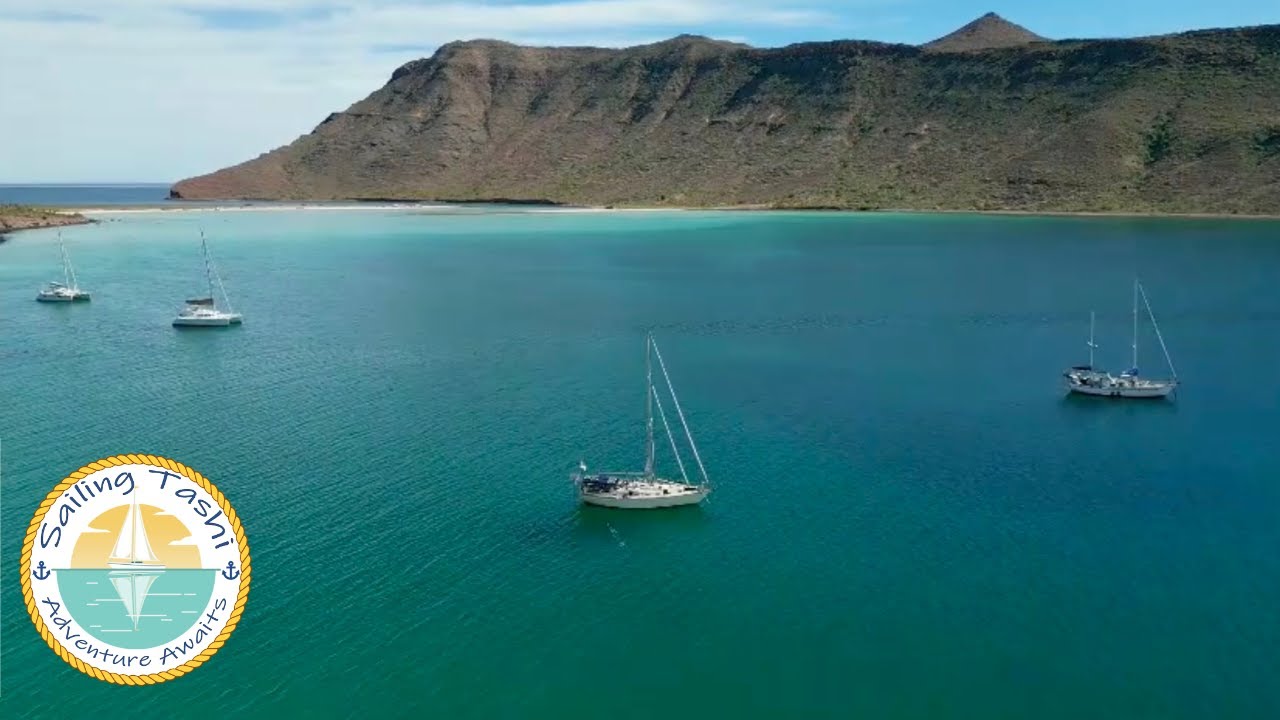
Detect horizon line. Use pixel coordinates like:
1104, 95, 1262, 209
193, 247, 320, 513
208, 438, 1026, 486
0, 182, 173, 187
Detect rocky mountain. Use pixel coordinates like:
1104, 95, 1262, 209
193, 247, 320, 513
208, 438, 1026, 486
922, 12, 1046, 52
171, 16, 1280, 214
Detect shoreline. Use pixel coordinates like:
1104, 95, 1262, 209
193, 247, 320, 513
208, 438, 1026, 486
0, 207, 94, 240
61, 201, 1280, 221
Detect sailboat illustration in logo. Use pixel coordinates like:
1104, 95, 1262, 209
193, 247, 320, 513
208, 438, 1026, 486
24, 455, 250, 685
107, 491, 165, 631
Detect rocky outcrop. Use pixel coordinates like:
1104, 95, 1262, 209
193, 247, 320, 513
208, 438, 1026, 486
0, 206, 91, 239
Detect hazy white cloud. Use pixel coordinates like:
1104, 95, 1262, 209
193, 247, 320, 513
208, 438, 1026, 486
169, 535, 201, 546
0, 0, 854, 182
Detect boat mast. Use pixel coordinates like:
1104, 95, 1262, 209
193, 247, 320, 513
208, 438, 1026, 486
130, 490, 139, 564
650, 338, 710, 488
200, 229, 215, 304
58, 232, 73, 289
1131, 278, 1139, 372
644, 334, 655, 478
201, 229, 236, 313
1138, 281, 1178, 381
1088, 311, 1096, 369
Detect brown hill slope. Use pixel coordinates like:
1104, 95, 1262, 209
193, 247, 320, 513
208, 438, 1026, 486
923, 12, 1047, 52
171, 19, 1280, 214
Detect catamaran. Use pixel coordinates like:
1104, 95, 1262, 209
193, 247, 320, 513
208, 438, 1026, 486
173, 230, 242, 327
571, 333, 712, 509
108, 488, 166, 571
35, 232, 90, 302
1063, 279, 1178, 399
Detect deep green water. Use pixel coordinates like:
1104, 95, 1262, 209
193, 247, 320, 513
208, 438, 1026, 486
2, 208, 1278, 717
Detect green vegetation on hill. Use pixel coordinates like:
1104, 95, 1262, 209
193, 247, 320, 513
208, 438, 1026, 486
171, 17, 1280, 215
0, 205, 90, 238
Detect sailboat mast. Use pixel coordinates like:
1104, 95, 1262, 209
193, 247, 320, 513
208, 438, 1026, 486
130, 491, 139, 564
58, 233, 72, 288
203, 233, 236, 313
644, 334, 655, 478
1089, 311, 1096, 369
1132, 278, 1139, 371
201, 230, 215, 305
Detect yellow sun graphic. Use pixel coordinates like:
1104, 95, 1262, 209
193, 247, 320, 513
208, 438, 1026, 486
71, 504, 203, 569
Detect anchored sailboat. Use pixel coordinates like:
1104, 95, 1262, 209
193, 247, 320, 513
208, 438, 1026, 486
571, 333, 711, 509
35, 232, 91, 302
173, 230, 242, 327
107, 490, 166, 571
1063, 279, 1178, 399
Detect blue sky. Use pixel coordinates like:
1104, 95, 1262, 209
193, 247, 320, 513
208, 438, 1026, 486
1, 0, 1275, 183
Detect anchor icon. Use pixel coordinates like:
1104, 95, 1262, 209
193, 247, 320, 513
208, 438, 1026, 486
32, 561, 51, 580
221, 561, 240, 581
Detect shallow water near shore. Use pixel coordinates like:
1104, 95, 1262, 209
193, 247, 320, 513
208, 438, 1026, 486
2, 207, 1279, 718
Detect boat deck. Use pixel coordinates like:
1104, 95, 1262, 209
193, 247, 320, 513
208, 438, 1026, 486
578, 475, 703, 499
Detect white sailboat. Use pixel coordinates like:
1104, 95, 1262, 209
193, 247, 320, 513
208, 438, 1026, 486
110, 572, 160, 632
571, 333, 712, 509
1063, 279, 1178, 399
107, 490, 166, 571
35, 231, 91, 302
173, 230, 242, 327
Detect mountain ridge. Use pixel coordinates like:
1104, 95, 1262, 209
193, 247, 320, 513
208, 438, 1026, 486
171, 17, 1280, 214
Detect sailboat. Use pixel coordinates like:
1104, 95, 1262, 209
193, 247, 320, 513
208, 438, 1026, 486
107, 490, 166, 571
571, 333, 711, 509
173, 230, 242, 327
110, 572, 160, 632
35, 232, 91, 302
1063, 279, 1178, 399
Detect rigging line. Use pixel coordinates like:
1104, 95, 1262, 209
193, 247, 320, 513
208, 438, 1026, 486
60, 233, 78, 289
1132, 277, 1139, 370
1138, 281, 1177, 380
202, 231, 236, 313
644, 333, 655, 477
650, 338, 710, 486
651, 385, 689, 484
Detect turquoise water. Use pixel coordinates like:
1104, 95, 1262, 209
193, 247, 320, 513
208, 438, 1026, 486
2, 208, 1279, 717
55, 570, 216, 648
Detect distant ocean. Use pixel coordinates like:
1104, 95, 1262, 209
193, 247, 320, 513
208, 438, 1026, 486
0, 183, 174, 206
2, 207, 1279, 718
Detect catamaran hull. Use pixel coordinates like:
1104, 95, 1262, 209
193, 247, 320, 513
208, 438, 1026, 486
36, 293, 90, 302
173, 316, 242, 327
1065, 382, 1175, 398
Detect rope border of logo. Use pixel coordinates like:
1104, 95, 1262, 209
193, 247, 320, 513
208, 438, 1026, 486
20, 454, 251, 685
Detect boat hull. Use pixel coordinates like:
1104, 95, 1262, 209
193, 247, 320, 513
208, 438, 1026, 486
1065, 380, 1176, 398
173, 314, 242, 327
107, 561, 166, 571
36, 292, 90, 302
580, 488, 708, 509
575, 476, 709, 509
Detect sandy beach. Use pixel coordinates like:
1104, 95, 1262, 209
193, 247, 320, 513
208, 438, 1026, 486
47, 201, 1280, 222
